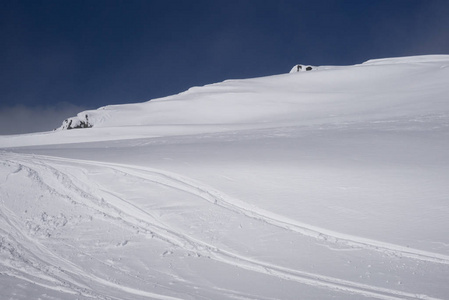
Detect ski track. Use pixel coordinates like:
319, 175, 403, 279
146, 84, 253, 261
0, 152, 446, 300
34, 153, 449, 266
0, 216, 106, 299
0, 155, 187, 300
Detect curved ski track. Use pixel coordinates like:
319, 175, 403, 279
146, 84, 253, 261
1, 157, 185, 300
1, 152, 446, 300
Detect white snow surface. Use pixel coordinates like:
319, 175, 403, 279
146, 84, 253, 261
1, 55, 449, 299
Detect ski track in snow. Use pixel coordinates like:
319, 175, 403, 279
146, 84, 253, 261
30, 153, 449, 266
0, 151, 445, 300
0, 162, 185, 300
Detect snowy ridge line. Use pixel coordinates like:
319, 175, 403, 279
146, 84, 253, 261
3, 153, 442, 300
34, 153, 449, 266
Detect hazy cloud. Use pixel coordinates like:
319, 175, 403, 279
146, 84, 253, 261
0, 103, 87, 135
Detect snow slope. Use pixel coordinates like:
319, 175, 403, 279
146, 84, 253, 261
1, 55, 449, 299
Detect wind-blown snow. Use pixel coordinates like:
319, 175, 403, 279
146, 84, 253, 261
1, 55, 449, 299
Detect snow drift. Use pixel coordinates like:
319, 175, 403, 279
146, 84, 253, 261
54, 55, 448, 133
1, 55, 449, 299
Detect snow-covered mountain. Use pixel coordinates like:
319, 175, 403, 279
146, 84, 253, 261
1, 55, 449, 299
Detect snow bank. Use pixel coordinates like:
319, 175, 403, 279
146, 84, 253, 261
53, 55, 449, 132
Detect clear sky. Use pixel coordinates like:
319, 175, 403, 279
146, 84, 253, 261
1, 0, 449, 134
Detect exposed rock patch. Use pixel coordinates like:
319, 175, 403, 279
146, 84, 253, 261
290, 64, 316, 73
60, 114, 92, 130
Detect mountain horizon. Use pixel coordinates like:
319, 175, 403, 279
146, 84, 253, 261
1, 54, 449, 300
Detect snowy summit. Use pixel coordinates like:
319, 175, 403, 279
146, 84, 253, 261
1, 55, 449, 300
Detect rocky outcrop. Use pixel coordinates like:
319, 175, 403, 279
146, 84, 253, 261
60, 114, 92, 130
290, 64, 315, 73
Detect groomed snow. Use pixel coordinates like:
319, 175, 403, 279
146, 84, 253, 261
1, 55, 449, 299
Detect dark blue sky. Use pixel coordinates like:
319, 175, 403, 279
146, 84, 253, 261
1, 0, 449, 134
